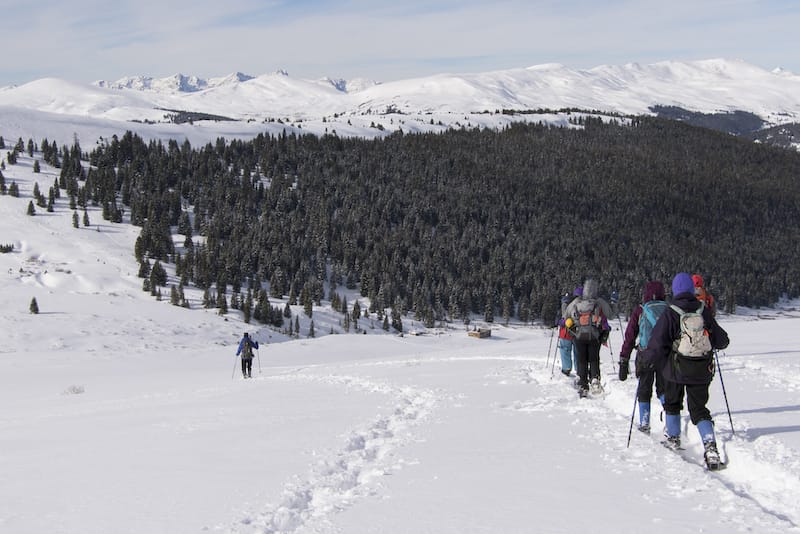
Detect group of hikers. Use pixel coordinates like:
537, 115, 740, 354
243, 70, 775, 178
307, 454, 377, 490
557, 273, 729, 470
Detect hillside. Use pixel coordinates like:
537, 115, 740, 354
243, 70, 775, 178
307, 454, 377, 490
1, 138, 800, 534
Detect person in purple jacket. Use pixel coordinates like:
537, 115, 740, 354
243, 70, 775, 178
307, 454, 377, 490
640, 272, 730, 470
618, 280, 668, 433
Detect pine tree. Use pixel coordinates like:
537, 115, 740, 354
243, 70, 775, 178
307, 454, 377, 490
170, 285, 180, 306
26, 201, 35, 216
29, 297, 39, 314
83, 209, 90, 227
308, 320, 315, 338
294, 315, 300, 336
72, 211, 79, 228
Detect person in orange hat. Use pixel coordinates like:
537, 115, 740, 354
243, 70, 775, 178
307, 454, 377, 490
692, 274, 716, 317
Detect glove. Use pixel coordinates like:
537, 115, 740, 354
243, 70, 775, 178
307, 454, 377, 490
598, 329, 609, 344
618, 359, 629, 381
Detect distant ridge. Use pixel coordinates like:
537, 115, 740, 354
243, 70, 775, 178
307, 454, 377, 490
1, 59, 799, 149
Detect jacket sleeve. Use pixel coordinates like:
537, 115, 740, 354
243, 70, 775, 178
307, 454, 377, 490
599, 299, 614, 330
235, 339, 243, 356
563, 301, 576, 319
253, 341, 260, 350
704, 308, 729, 350
619, 305, 641, 360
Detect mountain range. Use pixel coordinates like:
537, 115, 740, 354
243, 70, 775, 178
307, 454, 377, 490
1, 58, 799, 148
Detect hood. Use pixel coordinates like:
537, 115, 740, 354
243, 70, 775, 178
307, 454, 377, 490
642, 280, 666, 302
582, 279, 598, 299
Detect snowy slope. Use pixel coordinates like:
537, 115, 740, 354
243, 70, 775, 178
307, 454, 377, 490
1, 144, 799, 534
2, 59, 800, 148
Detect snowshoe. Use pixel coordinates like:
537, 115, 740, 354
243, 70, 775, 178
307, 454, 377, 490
704, 441, 722, 471
589, 378, 604, 395
637, 424, 651, 435
578, 387, 589, 398
662, 435, 682, 450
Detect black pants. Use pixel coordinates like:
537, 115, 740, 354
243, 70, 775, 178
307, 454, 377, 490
636, 350, 665, 402
241, 357, 252, 377
574, 339, 601, 388
664, 380, 711, 424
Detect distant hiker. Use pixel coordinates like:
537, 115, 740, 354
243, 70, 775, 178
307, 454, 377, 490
618, 280, 668, 433
564, 279, 613, 397
640, 272, 730, 470
557, 287, 582, 376
692, 274, 717, 316
236, 332, 259, 378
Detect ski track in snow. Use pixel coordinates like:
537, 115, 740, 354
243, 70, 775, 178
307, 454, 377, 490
225, 370, 440, 534
501, 353, 800, 533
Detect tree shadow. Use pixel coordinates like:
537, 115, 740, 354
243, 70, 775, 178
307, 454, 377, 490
727, 404, 800, 440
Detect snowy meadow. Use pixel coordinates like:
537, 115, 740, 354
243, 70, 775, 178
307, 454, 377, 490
1, 145, 800, 534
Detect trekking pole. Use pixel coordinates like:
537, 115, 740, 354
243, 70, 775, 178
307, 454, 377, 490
626, 389, 638, 448
714, 350, 735, 435
550, 338, 559, 378
545, 326, 555, 370
231, 354, 239, 379
256, 347, 262, 374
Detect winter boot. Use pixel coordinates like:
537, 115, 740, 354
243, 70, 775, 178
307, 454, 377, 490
578, 387, 589, 398
638, 401, 651, 434
704, 441, 721, 470
561, 369, 571, 377
663, 413, 681, 449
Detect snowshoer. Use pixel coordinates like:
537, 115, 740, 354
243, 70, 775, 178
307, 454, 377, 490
640, 272, 729, 470
692, 274, 717, 317
618, 280, 668, 433
564, 279, 613, 398
236, 332, 259, 378
557, 287, 582, 376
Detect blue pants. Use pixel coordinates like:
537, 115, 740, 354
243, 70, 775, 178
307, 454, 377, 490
559, 338, 578, 372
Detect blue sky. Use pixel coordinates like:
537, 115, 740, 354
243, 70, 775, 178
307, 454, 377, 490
2, 0, 799, 86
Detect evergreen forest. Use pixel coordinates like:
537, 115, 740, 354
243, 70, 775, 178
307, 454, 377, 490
32, 117, 800, 326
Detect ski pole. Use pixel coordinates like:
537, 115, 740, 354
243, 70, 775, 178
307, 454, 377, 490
256, 347, 262, 374
545, 325, 555, 370
231, 353, 239, 379
551, 338, 559, 378
714, 350, 735, 435
604, 333, 617, 374
626, 389, 638, 448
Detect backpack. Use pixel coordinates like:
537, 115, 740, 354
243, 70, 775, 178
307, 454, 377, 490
571, 299, 604, 342
670, 303, 712, 358
242, 339, 254, 360
637, 300, 667, 349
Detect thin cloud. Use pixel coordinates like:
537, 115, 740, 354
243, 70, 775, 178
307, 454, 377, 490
2, 0, 799, 86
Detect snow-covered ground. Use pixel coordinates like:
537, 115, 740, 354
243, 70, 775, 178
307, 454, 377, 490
1, 145, 799, 534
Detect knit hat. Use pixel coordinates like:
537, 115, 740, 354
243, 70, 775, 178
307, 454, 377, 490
574, 286, 583, 296
692, 274, 704, 288
672, 272, 695, 296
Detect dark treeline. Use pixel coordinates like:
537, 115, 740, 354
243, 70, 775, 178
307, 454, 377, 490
72, 117, 800, 325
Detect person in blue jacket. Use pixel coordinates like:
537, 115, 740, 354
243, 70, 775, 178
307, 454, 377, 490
640, 272, 729, 470
236, 332, 259, 378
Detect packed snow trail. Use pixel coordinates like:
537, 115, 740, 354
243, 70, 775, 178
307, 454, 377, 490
227, 372, 440, 533
220, 324, 799, 534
